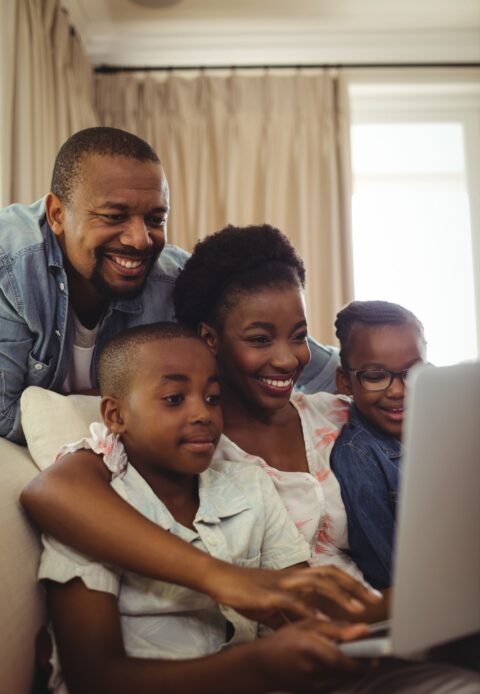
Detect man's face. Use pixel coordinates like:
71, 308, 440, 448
47, 154, 169, 301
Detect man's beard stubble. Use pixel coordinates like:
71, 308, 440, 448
90, 249, 157, 301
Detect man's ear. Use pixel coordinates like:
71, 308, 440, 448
45, 192, 66, 237
198, 322, 219, 355
336, 365, 353, 396
101, 396, 126, 434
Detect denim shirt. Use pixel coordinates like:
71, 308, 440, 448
330, 404, 403, 589
0, 198, 189, 442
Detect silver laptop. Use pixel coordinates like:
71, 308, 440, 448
340, 360, 480, 658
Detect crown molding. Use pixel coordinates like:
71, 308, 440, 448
86, 25, 480, 68
62, 2, 480, 69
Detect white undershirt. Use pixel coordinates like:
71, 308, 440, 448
61, 313, 99, 394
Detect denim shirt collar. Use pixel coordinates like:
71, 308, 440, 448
42, 216, 64, 271
349, 404, 404, 459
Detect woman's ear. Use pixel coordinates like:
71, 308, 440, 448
198, 322, 219, 355
336, 365, 353, 396
101, 396, 126, 434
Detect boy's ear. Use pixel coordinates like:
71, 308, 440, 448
198, 322, 219, 355
101, 396, 126, 434
336, 365, 353, 396
45, 192, 66, 237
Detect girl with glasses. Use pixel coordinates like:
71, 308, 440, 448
332, 300, 427, 590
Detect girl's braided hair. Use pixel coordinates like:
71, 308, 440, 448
335, 300, 426, 368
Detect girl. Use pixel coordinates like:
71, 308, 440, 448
331, 300, 427, 589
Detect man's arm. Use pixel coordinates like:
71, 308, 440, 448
48, 578, 371, 694
296, 337, 339, 395
0, 294, 36, 442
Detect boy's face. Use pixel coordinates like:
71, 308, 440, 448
117, 338, 222, 484
337, 323, 426, 439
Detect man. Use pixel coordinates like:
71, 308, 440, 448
0, 127, 337, 442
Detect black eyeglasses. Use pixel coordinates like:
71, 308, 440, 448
348, 368, 411, 392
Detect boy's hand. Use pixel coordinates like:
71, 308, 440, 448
209, 563, 381, 625
253, 618, 376, 692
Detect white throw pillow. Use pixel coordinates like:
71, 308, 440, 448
20, 387, 101, 470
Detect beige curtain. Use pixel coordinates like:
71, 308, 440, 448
0, 0, 98, 206
95, 69, 353, 343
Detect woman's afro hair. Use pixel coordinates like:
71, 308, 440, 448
174, 224, 305, 330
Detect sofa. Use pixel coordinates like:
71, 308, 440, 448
0, 388, 101, 693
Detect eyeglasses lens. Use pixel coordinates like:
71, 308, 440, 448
359, 370, 392, 391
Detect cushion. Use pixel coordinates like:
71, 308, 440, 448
0, 437, 45, 693
20, 387, 101, 470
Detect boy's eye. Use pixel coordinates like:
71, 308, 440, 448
205, 394, 221, 406
163, 394, 184, 406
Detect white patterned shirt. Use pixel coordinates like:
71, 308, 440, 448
215, 392, 365, 581
39, 422, 311, 674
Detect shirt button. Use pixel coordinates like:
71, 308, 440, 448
34, 363, 43, 370
59, 282, 65, 291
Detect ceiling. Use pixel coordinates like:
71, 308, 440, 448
62, 0, 480, 68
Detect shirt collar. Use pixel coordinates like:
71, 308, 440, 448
349, 404, 404, 458
195, 466, 252, 524
43, 215, 64, 270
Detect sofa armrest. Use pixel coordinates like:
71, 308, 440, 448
0, 437, 45, 694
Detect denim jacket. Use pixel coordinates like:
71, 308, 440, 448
330, 404, 403, 589
0, 199, 189, 442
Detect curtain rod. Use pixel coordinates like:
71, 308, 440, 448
95, 62, 480, 74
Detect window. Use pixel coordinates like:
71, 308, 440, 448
349, 73, 480, 366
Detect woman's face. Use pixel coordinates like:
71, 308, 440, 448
212, 284, 311, 413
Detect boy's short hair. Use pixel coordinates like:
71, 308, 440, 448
174, 224, 305, 330
51, 126, 161, 205
335, 300, 426, 369
98, 322, 199, 398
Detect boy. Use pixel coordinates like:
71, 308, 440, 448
39, 322, 371, 693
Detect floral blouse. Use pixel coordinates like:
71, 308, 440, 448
214, 391, 365, 581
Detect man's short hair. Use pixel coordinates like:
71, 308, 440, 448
51, 126, 161, 205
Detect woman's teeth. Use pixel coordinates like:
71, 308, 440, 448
257, 376, 293, 388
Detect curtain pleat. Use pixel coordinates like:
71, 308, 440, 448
0, 0, 98, 206
95, 69, 353, 342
